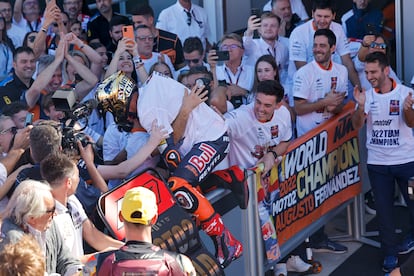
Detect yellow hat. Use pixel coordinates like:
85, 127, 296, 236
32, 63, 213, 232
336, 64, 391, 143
121, 187, 158, 225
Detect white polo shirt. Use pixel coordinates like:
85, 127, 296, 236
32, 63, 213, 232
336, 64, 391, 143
215, 62, 255, 92
54, 195, 88, 258
156, 1, 210, 50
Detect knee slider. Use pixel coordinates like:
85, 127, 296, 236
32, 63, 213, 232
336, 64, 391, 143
172, 185, 199, 214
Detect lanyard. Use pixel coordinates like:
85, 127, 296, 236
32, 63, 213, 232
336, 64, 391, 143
28, 18, 40, 32
224, 66, 243, 86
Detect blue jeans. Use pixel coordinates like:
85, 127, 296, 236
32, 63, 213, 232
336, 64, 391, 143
367, 161, 414, 256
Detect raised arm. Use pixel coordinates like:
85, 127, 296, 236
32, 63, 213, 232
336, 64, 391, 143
64, 34, 98, 101
104, 38, 129, 78
80, 121, 168, 180
351, 86, 367, 130
25, 37, 65, 108
172, 85, 208, 143
32, 2, 61, 59
13, 0, 23, 23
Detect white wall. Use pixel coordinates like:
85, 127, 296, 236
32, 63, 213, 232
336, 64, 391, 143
397, 0, 414, 84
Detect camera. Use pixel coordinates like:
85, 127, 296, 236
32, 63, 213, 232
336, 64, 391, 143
51, 88, 99, 155
61, 127, 90, 155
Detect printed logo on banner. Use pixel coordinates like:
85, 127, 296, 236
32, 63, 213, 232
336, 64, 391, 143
389, 100, 400, 115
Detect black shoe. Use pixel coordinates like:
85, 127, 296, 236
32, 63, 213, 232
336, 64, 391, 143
227, 166, 249, 209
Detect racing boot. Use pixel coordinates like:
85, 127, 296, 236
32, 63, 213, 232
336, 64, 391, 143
202, 213, 243, 268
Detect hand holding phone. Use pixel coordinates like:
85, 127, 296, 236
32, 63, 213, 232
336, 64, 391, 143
215, 50, 230, 61
251, 8, 261, 39
122, 25, 135, 40
25, 113, 34, 127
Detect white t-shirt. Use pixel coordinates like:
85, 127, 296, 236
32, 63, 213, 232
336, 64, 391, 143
243, 36, 289, 69
289, 20, 350, 75
225, 103, 292, 168
293, 60, 348, 136
156, 1, 210, 50
103, 121, 128, 189
125, 130, 159, 178
363, 82, 414, 165
262, 0, 309, 21
54, 195, 88, 258
11, 17, 44, 48
7, 24, 25, 48
138, 72, 227, 156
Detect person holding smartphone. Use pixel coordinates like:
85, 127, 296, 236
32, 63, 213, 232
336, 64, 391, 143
243, 11, 290, 99
207, 33, 254, 109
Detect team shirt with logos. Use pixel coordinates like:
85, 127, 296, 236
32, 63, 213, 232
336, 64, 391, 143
289, 20, 350, 76
224, 103, 292, 168
293, 60, 348, 136
363, 82, 414, 165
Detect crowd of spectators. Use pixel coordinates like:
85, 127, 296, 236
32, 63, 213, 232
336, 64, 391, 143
0, 0, 412, 275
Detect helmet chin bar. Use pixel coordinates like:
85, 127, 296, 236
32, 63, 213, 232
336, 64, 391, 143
96, 71, 137, 132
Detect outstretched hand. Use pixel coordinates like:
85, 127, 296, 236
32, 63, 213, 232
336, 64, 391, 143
353, 85, 366, 107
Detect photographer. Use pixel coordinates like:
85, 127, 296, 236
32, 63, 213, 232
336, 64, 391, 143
10, 121, 107, 218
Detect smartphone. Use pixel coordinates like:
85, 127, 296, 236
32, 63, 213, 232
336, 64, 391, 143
216, 50, 230, 61
366, 24, 376, 35
122, 25, 135, 40
25, 113, 34, 127
251, 8, 261, 18
68, 43, 74, 52
251, 8, 261, 39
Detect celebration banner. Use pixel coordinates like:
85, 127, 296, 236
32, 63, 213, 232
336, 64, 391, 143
257, 102, 362, 251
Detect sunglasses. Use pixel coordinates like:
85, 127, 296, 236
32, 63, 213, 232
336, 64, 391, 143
0, 126, 17, 135
370, 42, 387, 49
185, 58, 200, 65
28, 36, 36, 43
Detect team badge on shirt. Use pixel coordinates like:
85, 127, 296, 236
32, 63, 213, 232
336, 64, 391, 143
389, 100, 400, 115
270, 125, 279, 139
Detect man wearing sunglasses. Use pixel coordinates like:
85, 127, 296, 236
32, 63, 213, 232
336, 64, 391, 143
355, 33, 400, 91
177, 36, 209, 75
132, 4, 185, 71
0, 180, 83, 275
